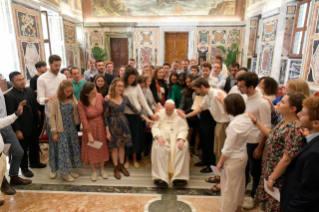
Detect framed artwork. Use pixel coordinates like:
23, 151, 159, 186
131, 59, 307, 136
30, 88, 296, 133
258, 44, 274, 76
279, 59, 287, 84
251, 58, 257, 73
308, 39, 319, 83
21, 41, 41, 79
288, 59, 302, 80
247, 58, 252, 71
17, 10, 38, 38
287, 6, 296, 15
64, 25, 76, 44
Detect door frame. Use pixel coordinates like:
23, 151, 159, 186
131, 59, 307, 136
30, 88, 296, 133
104, 32, 133, 62
159, 26, 195, 65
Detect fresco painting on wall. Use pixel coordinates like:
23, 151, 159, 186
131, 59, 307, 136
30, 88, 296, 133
309, 39, 319, 83
258, 44, 274, 76
282, 17, 294, 57
228, 29, 240, 44
288, 59, 302, 80
198, 30, 209, 45
21, 42, 41, 79
212, 30, 226, 44
140, 47, 153, 66
262, 20, 277, 42
90, 30, 103, 46
248, 28, 256, 55
91, 0, 236, 17
140, 31, 153, 45
287, 6, 296, 14
279, 59, 287, 85
66, 45, 76, 67
64, 25, 76, 44
17, 11, 38, 38
75, 0, 82, 11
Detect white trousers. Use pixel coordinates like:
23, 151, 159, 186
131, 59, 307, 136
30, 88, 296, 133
151, 141, 190, 185
0, 153, 7, 200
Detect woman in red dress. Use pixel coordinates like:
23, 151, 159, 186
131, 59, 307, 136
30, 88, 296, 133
78, 82, 110, 181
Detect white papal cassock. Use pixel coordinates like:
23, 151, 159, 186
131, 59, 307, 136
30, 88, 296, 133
151, 109, 189, 185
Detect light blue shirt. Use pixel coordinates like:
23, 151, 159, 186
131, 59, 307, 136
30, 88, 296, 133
306, 132, 319, 143
0, 88, 7, 118
84, 69, 98, 82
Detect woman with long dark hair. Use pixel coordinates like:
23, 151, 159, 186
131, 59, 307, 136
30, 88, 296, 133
94, 74, 108, 97
150, 66, 168, 105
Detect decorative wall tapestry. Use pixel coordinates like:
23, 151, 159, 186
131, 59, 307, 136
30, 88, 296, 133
309, 39, 319, 83
212, 30, 226, 44
140, 47, 153, 66
228, 29, 240, 44
198, 30, 209, 45
17, 11, 38, 38
262, 20, 277, 42
66, 45, 76, 67
140, 31, 153, 45
258, 44, 274, 76
21, 42, 41, 79
282, 17, 294, 57
90, 30, 103, 46
64, 25, 76, 44
288, 60, 302, 80
279, 59, 287, 85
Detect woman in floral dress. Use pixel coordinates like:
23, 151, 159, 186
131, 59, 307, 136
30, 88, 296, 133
104, 78, 153, 179
49, 80, 82, 182
78, 82, 110, 182
248, 92, 306, 211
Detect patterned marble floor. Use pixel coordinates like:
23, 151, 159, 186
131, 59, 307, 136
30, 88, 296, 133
1, 145, 261, 211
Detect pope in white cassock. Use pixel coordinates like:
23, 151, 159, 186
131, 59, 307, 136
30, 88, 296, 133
151, 100, 189, 187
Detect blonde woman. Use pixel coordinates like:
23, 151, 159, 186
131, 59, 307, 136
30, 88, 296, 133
49, 80, 82, 182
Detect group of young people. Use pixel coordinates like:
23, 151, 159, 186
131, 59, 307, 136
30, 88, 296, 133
0, 54, 318, 212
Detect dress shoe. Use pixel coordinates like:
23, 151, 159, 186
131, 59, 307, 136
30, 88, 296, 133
200, 166, 213, 173
154, 179, 168, 187
49, 172, 57, 179
100, 170, 108, 179
10, 176, 32, 186
194, 161, 206, 167
70, 172, 79, 178
119, 164, 130, 176
0, 200, 4, 206
62, 174, 75, 182
114, 166, 121, 180
22, 168, 34, 178
91, 172, 97, 181
30, 162, 47, 168
173, 179, 187, 186
1, 181, 16, 195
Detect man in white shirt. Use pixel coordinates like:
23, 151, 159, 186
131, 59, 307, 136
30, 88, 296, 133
201, 62, 218, 88
178, 77, 230, 190
212, 55, 228, 77
37, 55, 66, 179
236, 72, 271, 210
83, 59, 98, 82
211, 62, 227, 89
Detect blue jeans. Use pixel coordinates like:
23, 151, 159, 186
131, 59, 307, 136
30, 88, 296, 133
1, 125, 24, 182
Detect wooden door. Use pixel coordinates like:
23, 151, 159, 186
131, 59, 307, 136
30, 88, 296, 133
165, 33, 188, 69
110, 38, 128, 75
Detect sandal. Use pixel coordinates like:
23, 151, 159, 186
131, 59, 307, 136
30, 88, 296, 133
205, 176, 220, 183
210, 184, 221, 192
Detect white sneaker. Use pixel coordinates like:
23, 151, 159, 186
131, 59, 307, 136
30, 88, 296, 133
49, 172, 57, 179
133, 161, 140, 168
242, 197, 255, 210
91, 172, 97, 181
124, 161, 129, 169
40, 144, 48, 150
100, 170, 108, 179
62, 174, 75, 182
70, 172, 79, 178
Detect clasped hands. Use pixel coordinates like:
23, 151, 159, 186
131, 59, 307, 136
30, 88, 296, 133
156, 136, 185, 150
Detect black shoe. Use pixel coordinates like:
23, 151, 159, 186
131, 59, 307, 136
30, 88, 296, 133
154, 179, 168, 187
22, 168, 34, 178
194, 161, 205, 167
144, 149, 150, 157
173, 179, 187, 186
200, 166, 213, 173
1, 181, 16, 195
30, 162, 47, 168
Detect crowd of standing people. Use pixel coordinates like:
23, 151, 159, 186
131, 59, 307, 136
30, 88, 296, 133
0, 54, 319, 212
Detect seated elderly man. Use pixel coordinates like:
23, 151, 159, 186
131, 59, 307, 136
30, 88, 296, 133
151, 100, 189, 187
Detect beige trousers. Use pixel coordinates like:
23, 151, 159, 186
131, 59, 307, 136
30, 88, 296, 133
151, 141, 190, 186
220, 155, 248, 212
214, 122, 229, 163
0, 153, 7, 200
